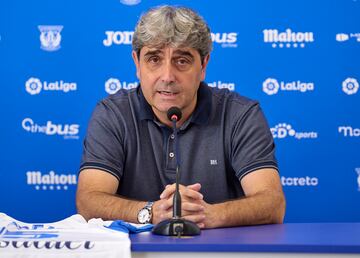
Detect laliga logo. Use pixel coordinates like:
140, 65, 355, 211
38, 25, 63, 52
103, 31, 133, 46
22, 118, 79, 139
25, 77, 77, 95
336, 33, 360, 42
271, 123, 318, 140
263, 28, 314, 48
263, 78, 314, 95
263, 78, 279, 95
27, 170, 77, 191
211, 32, 238, 48
342, 78, 359, 95
105, 78, 137, 94
207, 81, 235, 91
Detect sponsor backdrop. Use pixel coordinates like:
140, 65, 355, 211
0, 0, 359, 223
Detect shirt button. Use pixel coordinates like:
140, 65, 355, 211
170, 134, 175, 139
169, 152, 175, 158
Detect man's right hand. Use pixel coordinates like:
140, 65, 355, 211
152, 183, 206, 228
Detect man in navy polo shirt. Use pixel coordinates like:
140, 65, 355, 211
76, 5, 285, 228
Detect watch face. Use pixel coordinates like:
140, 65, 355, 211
138, 208, 150, 224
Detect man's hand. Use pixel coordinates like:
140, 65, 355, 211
152, 183, 207, 228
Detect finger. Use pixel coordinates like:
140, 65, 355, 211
160, 184, 176, 199
179, 188, 203, 200
187, 183, 201, 192
181, 202, 205, 212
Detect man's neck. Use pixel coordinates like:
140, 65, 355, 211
152, 101, 197, 128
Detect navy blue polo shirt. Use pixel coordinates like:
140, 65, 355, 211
80, 82, 278, 203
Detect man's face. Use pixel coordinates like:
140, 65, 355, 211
132, 46, 209, 121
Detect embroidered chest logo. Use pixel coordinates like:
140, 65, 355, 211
210, 160, 218, 165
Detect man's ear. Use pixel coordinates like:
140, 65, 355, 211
132, 50, 140, 79
200, 54, 210, 81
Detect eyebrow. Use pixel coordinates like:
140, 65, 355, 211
173, 50, 195, 60
143, 50, 163, 58
143, 49, 195, 60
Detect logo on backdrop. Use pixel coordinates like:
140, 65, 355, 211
103, 31, 238, 48
211, 32, 238, 48
356, 168, 360, 191
338, 126, 360, 137
342, 77, 359, 95
120, 0, 141, 5
25, 77, 77, 95
271, 123, 318, 139
262, 78, 314, 95
26, 171, 77, 191
38, 25, 63, 51
208, 81, 236, 91
105, 78, 138, 94
103, 31, 133, 46
336, 33, 360, 43
281, 176, 318, 186
263, 28, 314, 48
21, 118, 80, 139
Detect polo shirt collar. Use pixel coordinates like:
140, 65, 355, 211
137, 81, 212, 126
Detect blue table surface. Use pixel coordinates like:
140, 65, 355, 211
130, 223, 360, 253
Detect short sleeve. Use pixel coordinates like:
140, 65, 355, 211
79, 101, 125, 181
231, 103, 278, 181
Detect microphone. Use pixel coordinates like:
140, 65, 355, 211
152, 107, 201, 237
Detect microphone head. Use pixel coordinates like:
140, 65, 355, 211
167, 107, 182, 121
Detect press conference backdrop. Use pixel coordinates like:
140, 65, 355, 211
0, 0, 359, 223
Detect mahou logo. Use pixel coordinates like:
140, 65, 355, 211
21, 118, 79, 139
26, 170, 77, 191
25, 77, 77, 95
263, 28, 314, 48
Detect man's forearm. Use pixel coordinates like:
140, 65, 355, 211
76, 191, 146, 222
206, 189, 285, 228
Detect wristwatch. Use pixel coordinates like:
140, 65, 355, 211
137, 201, 154, 224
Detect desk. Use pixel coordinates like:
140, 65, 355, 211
130, 223, 360, 258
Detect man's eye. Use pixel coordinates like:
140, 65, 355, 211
176, 58, 190, 65
148, 56, 160, 64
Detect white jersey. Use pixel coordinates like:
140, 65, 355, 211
0, 213, 133, 258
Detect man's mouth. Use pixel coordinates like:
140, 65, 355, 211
157, 91, 178, 96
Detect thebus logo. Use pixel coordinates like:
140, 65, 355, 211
21, 118, 79, 139
211, 32, 237, 48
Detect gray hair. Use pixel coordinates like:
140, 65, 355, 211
132, 5, 212, 62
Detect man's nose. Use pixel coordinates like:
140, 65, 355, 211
160, 62, 176, 84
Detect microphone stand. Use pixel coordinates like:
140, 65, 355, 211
152, 116, 201, 237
